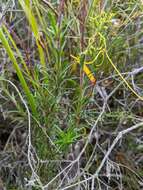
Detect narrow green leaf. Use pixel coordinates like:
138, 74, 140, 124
19, 0, 46, 67
0, 27, 37, 116
3, 25, 30, 76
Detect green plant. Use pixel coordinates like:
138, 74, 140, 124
55, 125, 81, 151
0, 0, 143, 189
0, 27, 37, 116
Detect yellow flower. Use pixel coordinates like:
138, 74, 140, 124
70, 54, 96, 84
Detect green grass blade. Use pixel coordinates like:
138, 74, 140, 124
19, 0, 46, 67
0, 27, 37, 116
2, 25, 40, 90
3, 25, 30, 76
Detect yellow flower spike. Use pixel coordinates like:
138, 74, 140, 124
70, 54, 96, 84
83, 64, 96, 84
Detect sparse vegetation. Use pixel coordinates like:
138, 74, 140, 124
0, 0, 143, 189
